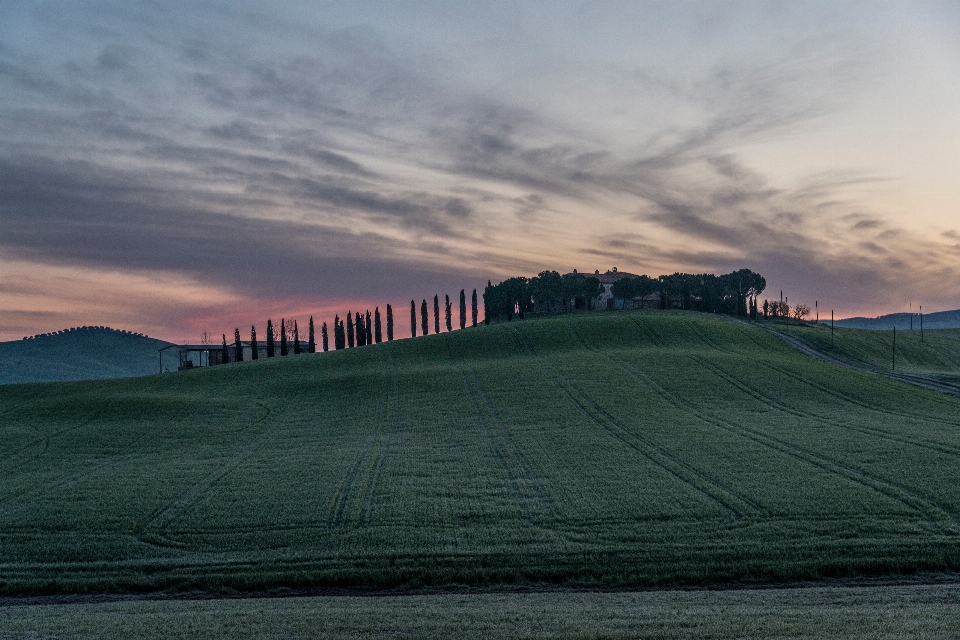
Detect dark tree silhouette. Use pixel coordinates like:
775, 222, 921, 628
347, 312, 355, 348
374, 307, 382, 343
433, 295, 440, 334
410, 300, 417, 338
472, 289, 478, 326
322, 321, 329, 352
293, 320, 301, 354
334, 315, 344, 350
365, 310, 373, 345
460, 289, 466, 330
234, 328, 244, 362
222, 333, 229, 364
280, 319, 288, 356
308, 316, 316, 353
266, 319, 275, 357
421, 299, 429, 336
483, 281, 491, 325
445, 294, 452, 332
386, 304, 394, 341
250, 325, 258, 360
355, 311, 365, 347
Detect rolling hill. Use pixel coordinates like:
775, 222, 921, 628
0, 326, 172, 385
835, 308, 960, 330
2, 310, 960, 596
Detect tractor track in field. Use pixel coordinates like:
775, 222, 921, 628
329, 350, 398, 528
724, 317, 960, 399
136, 399, 275, 549
507, 324, 766, 519
689, 353, 960, 460
618, 319, 960, 533
0, 378, 167, 514
445, 333, 561, 525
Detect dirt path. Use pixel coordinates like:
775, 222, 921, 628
726, 316, 960, 398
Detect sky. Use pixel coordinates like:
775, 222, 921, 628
1, 1, 959, 342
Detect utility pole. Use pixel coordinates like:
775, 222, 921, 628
910, 303, 913, 330
816, 300, 818, 323
920, 305, 924, 343
831, 310, 834, 348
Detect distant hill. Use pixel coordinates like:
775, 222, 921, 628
835, 308, 960, 330
0, 326, 173, 385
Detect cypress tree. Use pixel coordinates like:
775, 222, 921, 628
366, 310, 373, 345
410, 300, 417, 338
483, 281, 491, 325
293, 320, 301, 354
460, 289, 466, 330
334, 315, 343, 350
421, 299, 429, 335
347, 311, 355, 348
322, 321, 329, 352
250, 325, 258, 360
280, 319, 288, 356
222, 333, 229, 364
339, 318, 346, 349
472, 289, 478, 327
387, 304, 394, 341
433, 295, 440, 334
374, 307, 383, 343
266, 319, 275, 357
445, 295, 452, 332
234, 328, 244, 362
308, 316, 316, 353
356, 312, 366, 347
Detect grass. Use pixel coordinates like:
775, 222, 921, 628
771, 320, 960, 383
3, 582, 960, 639
2, 310, 960, 596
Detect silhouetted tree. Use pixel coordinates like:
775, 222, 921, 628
234, 328, 244, 362
355, 311, 366, 347
483, 281, 492, 325
280, 319, 288, 356
266, 319, 275, 357
222, 334, 229, 364
334, 315, 344, 350
410, 300, 417, 338
472, 289, 478, 326
365, 310, 373, 345
250, 325, 258, 360
308, 316, 316, 353
386, 304, 394, 341
293, 320, 301, 354
445, 295, 452, 332
347, 311, 355, 348
460, 289, 466, 330
374, 307, 383, 343
422, 299, 429, 335
322, 321, 329, 352
433, 295, 440, 334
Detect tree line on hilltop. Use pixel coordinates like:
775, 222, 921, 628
218, 289, 479, 364
206, 266, 814, 368
483, 268, 768, 321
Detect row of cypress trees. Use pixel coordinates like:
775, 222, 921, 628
409, 289, 478, 337
220, 289, 478, 363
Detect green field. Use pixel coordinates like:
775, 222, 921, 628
2, 310, 960, 596
773, 321, 960, 383
4, 583, 960, 639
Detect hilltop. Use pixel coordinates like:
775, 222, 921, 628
2, 310, 960, 596
0, 326, 172, 385
835, 308, 960, 330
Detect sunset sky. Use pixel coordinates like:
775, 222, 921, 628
2, 1, 959, 342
